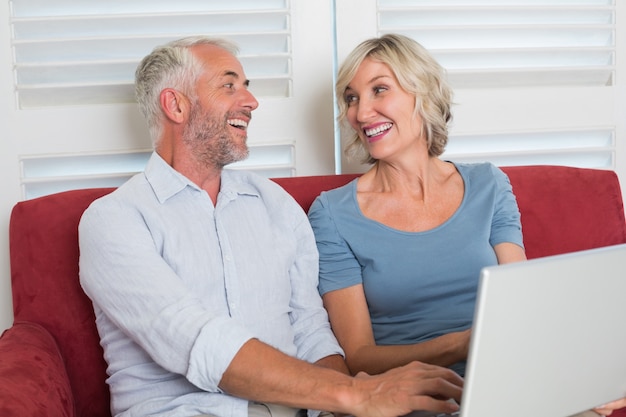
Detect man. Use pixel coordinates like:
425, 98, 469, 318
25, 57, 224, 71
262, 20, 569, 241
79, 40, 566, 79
78, 36, 463, 417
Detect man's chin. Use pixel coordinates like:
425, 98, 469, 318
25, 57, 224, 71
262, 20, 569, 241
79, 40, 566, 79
223, 148, 249, 167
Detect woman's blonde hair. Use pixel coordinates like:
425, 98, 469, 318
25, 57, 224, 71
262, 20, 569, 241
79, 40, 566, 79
336, 34, 453, 164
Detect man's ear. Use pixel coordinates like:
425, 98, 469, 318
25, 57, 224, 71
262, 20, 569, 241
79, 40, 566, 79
160, 88, 189, 124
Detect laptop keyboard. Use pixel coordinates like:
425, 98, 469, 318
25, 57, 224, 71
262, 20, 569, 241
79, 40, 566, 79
405, 411, 460, 417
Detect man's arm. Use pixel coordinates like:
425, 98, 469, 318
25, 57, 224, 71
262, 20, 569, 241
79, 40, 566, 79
219, 338, 463, 417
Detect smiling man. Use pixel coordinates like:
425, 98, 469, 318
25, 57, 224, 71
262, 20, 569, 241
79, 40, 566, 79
78, 36, 463, 417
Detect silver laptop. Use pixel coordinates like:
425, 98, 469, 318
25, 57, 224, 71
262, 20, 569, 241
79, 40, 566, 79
410, 243, 626, 417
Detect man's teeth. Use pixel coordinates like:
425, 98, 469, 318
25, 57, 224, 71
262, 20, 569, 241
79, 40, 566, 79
365, 123, 392, 137
228, 119, 248, 129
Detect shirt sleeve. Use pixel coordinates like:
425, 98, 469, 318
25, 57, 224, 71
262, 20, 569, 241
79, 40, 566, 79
489, 165, 525, 249
308, 191, 363, 296
79, 197, 254, 393
286, 206, 345, 363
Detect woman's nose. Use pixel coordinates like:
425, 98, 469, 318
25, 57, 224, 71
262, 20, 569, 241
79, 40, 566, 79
356, 98, 375, 122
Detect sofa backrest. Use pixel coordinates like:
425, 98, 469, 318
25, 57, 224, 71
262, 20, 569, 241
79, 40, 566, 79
7, 165, 626, 417
502, 165, 626, 258
9, 187, 115, 417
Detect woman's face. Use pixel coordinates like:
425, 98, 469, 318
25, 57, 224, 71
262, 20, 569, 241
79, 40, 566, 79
343, 57, 424, 161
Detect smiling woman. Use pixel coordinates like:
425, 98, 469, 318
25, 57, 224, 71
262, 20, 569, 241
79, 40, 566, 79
308, 33, 526, 380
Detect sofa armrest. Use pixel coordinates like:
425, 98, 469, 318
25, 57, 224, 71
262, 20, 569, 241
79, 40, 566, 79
0, 321, 75, 417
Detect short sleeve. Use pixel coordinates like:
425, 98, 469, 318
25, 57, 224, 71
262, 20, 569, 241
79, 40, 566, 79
308, 193, 363, 296
489, 165, 525, 249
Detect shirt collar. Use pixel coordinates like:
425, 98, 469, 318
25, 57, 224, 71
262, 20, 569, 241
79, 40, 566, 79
144, 152, 199, 203
144, 151, 261, 204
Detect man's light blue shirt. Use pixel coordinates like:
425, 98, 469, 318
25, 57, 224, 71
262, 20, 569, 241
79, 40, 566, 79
79, 152, 343, 417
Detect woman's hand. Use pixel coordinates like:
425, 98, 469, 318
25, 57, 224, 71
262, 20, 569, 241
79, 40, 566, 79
593, 398, 626, 416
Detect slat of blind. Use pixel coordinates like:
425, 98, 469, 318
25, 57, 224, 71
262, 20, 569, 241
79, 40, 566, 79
443, 129, 615, 168
10, 2, 291, 108
446, 149, 614, 169
446, 68, 613, 88
379, 6, 614, 26
378, 0, 612, 7
20, 143, 296, 200
12, 12, 290, 39
11, 0, 288, 17
391, 27, 613, 49
17, 77, 292, 107
436, 48, 613, 69
378, 1, 616, 88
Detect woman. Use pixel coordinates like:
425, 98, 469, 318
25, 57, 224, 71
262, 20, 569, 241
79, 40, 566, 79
307, 34, 526, 378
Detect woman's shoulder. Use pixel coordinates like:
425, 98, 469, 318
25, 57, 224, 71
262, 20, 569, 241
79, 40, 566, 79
317, 178, 358, 204
453, 161, 507, 182
309, 178, 359, 219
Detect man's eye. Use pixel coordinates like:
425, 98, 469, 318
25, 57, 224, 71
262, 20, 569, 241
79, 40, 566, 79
224, 83, 234, 89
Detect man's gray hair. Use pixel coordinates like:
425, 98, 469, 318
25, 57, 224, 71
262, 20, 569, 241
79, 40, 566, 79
135, 36, 239, 146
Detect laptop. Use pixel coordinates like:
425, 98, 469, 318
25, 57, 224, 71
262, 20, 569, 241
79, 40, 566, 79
409, 243, 626, 417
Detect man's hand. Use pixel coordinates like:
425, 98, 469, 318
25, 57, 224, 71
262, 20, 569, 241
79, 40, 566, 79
347, 361, 463, 417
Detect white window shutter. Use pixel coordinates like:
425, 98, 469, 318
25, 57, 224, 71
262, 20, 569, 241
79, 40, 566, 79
11, 0, 292, 108
336, 0, 619, 172
378, 0, 615, 89
9, 0, 338, 199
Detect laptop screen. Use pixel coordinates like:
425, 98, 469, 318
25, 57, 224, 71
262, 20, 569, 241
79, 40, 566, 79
460, 244, 626, 417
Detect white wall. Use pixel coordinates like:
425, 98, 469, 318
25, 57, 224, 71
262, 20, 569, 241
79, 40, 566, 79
1, 0, 20, 333
616, 2, 626, 199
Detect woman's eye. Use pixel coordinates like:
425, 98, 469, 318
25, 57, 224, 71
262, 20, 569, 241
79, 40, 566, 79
224, 83, 234, 89
345, 94, 357, 104
374, 86, 387, 94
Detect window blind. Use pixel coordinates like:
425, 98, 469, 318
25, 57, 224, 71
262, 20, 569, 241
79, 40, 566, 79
10, 0, 291, 107
20, 143, 296, 200
377, 0, 615, 88
10, 0, 313, 200
363, 0, 618, 172
443, 129, 615, 168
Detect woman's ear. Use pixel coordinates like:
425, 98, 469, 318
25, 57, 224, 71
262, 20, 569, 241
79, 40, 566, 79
159, 88, 189, 124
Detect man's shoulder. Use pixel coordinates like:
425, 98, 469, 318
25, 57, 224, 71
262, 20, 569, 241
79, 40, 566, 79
83, 173, 152, 216
224, 169, 292, 199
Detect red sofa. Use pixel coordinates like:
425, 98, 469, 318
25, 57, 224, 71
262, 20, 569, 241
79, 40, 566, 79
1, 165, 625, 417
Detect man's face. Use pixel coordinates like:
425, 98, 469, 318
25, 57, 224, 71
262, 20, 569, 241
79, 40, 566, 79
182, 44, 259, 168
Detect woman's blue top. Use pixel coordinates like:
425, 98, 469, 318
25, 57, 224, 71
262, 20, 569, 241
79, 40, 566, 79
308, 162, 524, 376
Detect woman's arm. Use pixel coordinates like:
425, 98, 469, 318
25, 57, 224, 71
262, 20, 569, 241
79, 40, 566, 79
594, 398, 626, 416
323, 284, 470, 376
493, 242, 527, 264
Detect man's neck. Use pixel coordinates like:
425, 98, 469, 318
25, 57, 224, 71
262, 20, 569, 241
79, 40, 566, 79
156, 148, 223, 205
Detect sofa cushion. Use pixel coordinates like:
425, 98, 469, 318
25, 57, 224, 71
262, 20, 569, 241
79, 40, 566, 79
0, 322, 74, 417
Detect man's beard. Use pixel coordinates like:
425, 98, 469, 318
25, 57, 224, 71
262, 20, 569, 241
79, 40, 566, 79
182, 103, 249, 169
